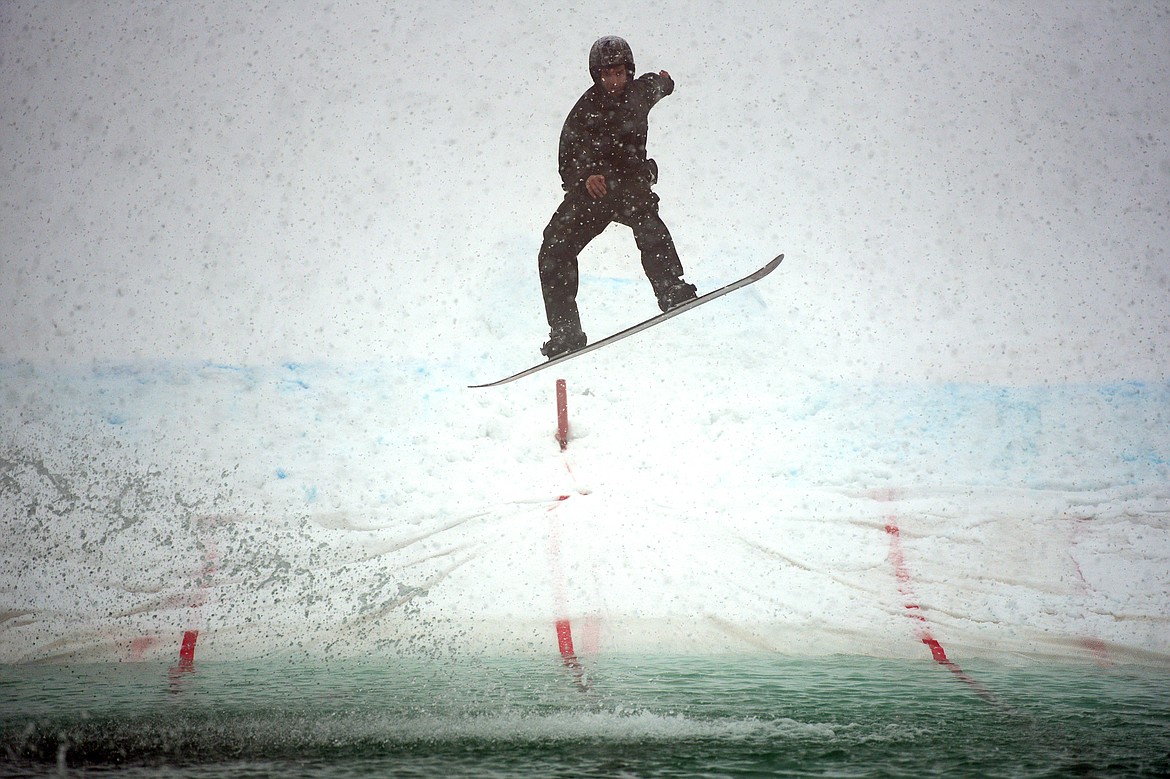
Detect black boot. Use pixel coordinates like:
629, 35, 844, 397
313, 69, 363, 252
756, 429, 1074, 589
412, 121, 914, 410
540, 328, 587, 360
657, 279, 697, 312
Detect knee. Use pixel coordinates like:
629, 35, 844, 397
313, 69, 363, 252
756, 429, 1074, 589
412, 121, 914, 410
635, 221, 674, 254
540, 229, 562, 260
539, 240, 571, 280
540, 223, 580, 268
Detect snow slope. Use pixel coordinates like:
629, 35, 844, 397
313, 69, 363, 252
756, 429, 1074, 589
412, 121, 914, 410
1, 1, 1168, 665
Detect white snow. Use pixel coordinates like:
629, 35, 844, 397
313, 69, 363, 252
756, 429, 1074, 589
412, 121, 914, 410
1, 1, 1168, 666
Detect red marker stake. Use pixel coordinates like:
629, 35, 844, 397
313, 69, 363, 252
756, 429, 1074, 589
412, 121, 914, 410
556, 379, 569, 451
177, 630, 198, 670
885, 518, 995, 702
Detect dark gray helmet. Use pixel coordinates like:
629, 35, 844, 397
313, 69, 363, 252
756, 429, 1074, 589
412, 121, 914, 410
589, 36, 635, 83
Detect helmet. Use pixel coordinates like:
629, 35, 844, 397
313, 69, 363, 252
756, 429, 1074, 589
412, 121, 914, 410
589, 36, 635, 83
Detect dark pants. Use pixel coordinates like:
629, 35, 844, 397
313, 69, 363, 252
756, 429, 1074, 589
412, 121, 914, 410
538, 180, 684, 334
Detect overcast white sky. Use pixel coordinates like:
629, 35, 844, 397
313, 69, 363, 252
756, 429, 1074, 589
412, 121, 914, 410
2, 1, 1167, 382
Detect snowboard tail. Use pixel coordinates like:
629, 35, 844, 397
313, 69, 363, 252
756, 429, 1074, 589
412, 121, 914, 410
469, 253, 783, 388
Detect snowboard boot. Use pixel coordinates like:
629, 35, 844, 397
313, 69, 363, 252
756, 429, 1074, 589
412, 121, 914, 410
657, 279, 698, 312
540, 327, 587, 360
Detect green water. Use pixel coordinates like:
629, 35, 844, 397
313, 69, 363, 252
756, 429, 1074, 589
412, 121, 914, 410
2, 655, 1167, 777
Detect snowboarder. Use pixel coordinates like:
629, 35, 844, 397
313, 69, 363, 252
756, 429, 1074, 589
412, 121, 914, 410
537, 35, 697, 359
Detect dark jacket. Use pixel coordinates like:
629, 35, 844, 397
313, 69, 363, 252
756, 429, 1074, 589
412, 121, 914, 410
557, 72, 674, 193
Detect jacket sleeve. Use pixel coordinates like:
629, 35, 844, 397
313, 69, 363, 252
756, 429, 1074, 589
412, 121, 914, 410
557, 94, 600, 191
639, 70, 674, 105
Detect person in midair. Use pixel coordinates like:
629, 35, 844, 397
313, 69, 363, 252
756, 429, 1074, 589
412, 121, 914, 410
536, 35, 697, 359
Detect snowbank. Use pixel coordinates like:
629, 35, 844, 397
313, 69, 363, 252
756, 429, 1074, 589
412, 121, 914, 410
1, 1, 1168, 664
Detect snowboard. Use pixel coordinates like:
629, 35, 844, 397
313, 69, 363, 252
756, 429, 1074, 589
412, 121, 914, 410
468, 254, 783, 388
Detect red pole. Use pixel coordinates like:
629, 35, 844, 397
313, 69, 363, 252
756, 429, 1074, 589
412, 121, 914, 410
178, 629, 198, 670
556, 379, 569, 451
555, 618, 578, 664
